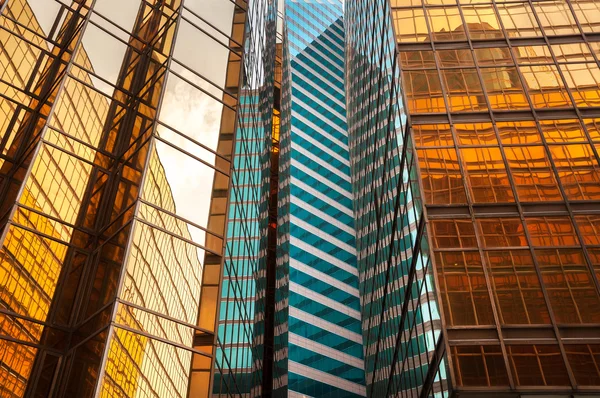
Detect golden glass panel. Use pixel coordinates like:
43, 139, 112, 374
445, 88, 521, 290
535, 248, 600, 323
460, 147, 514, 203
519, 65, 572, 109
431, 219, 478, 248
197, 286, 218, 331
461, 5, 503, 39
417, 148, 467, 204
497, 121, 542, 145
400, 50, 436, 69
584, 118, 600, 141
402, 70, 446, 113
101, 326, 193, 397
477, 217, 527, 247
451, 345, 509, 387
481, 67, 529, 110
496, 3, 542, 38
441, 68, 488, 111
0, 339, 37, 397
571, 0, 600, 33
507, 345, 570, 386
454, 123, 496, 146
565, 344, 600, 386
436, 49, 474, 67
188, 371, 211, 397
552, 43, 595, 63
526, 216, 579, 246
393, 8, 429, 42
559, 63, 600, 107
512, 45, 553, 65
588, 248, 600, 282
435, 251, 495, 326
533, 0, 580, 36
412, 124, 454, 147
427, 7, 467, 41
486, 250, 550, 324
539, 119, 586, 143
503, 146, 562, 201
575, 215, 600, 245
549, 143, 600, 200
426, 0, 460, 4
590, 42, 600, 57
121, 221, 203, 326
474, 47, 513, 66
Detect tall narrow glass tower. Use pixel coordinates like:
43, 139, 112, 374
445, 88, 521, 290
273, 0, 367, 396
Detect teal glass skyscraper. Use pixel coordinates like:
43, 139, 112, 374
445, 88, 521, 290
273, 0, 367, 396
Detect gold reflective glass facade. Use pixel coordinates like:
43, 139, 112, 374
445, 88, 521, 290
393, 0, 600, 394
0, 0, 277, 397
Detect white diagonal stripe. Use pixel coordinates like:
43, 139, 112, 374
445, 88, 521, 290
290, 215, 356, 255
291, 178, 353, 217
291, 237, 358, 276
290, 281, 361, 319
290, 333, 364, 369
289, 361, 367, 396
289, 306, 362, 343
290, 258, 359, 297
291, 159, 352, 199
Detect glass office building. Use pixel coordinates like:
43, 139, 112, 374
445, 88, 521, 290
347, 0, 600, 396
273, 0, 366, 396
345, 0, 447, 397
0, 0, 277, 397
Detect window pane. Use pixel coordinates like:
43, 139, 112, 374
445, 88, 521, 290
565, 344, 600, 385
519, 65, 572, 109
461, 5, 503, 39
417, 148, 467, 204
393, 9, 429, 42
481, 67, 529, 110
497, 121, 541, 145
535, 248, 600, 323
533, 0, 580, 36
496, 3, 542, 37
441, 69, 487, 112
477, 218, 527, 247
460, 147, 514, 203
508, 345, 570, 386
486, 250, 550, 324
413, 124, 454, 147
454, 123, 497, 146
451, 345, 509, 386
431, 219, 478, 248
549, 143, 600, 200
504, 146, 562, 201
427, 7, 467, 41
435, 251, 495, 325
403, 70, 446, 113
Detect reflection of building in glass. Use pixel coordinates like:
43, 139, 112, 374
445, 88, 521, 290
273, 1, 366, 396
0, 0, 278, 397
347, 0, 600, 396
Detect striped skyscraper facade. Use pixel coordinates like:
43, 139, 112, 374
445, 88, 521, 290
273, 0, 367, 396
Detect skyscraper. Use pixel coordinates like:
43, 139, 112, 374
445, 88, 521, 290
0, 0, 277, 397
346, 0, 600, 396
273, 0, 367, 396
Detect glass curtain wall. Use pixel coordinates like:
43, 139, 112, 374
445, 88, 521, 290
0, 0, 277, 396
345, 0, 447, 397
349, 0, 600, 396
396, 0, 600, 394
